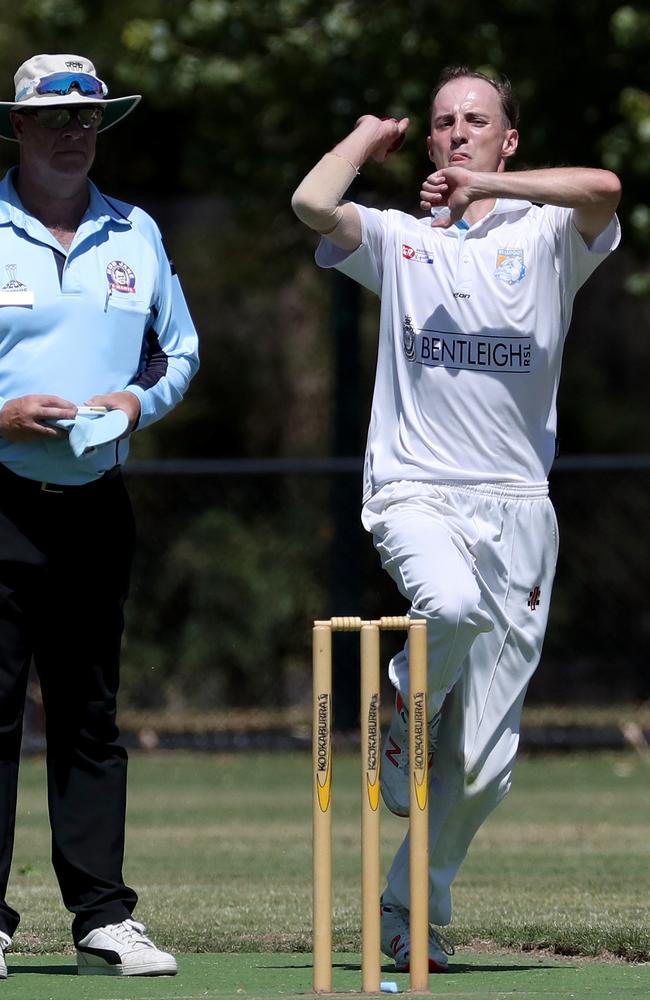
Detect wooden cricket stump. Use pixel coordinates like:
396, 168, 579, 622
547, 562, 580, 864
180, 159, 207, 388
312, 616, 429, 994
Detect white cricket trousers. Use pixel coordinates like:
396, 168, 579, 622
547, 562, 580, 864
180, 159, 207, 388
361, 480, 559, 926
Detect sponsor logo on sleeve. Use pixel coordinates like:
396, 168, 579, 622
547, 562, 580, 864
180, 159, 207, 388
402, 244, 434, 264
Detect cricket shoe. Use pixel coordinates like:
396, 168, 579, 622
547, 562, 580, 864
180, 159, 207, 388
76, 919, 178, 976
0, 931, 10, 979
381, 693, 440, 816
380, 896, 454, 973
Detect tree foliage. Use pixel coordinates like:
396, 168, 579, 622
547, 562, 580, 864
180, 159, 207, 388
0, 0, 646, 243
0, 2, 647, 708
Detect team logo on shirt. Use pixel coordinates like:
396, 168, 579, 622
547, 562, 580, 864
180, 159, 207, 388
402, 244, 434, 264
1, 264, 28, 292
494, 248, 526, 285
403, 315, 416, 361
106, 260, 136, 294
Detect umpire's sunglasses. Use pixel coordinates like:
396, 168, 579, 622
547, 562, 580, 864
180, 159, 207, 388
17, 106, 104, 130
32, 72, 108, 99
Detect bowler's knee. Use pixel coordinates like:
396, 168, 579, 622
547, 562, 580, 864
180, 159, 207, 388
417, 583, 491, 640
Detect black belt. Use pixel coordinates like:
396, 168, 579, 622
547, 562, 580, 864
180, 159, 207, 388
0, 463, 121, 495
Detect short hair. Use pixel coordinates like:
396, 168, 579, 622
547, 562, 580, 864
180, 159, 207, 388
431, 66, 520, 129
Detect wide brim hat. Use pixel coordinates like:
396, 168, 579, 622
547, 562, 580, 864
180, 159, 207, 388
0, 53, 141, 141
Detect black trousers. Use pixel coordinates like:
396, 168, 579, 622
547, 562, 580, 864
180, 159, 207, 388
0, 464, 138, 943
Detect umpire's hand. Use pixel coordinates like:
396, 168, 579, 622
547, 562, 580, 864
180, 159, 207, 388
84, 391, 141, 435
0, 394, 76, 441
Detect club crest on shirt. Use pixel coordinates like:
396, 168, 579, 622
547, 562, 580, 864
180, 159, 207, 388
106, 260, 136, 294
403, 314, 416, 361
1, 264, 28, 291
494, 248, 526, 285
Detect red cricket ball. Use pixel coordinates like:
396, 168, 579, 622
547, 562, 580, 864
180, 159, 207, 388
380, 116, 405, 153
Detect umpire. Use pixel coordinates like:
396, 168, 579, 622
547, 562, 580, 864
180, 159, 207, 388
0, 54, 199, 976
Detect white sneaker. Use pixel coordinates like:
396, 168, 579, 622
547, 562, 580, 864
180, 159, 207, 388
380, 896, 453, 973
76, 919, 177, 976
0, 931, 10, 979
381, 693, 440, 816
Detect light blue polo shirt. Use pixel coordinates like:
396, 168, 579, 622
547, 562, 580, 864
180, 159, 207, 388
0, 168, 199, 484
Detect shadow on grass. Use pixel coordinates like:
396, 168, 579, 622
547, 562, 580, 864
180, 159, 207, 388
9, 964, 78, 976
261, 959, 576, 975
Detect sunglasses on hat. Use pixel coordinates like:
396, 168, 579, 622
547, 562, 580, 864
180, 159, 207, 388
17, 106, 104, 130
16, 71, 108, 102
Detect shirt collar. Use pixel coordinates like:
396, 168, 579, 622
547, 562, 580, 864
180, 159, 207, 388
425, 198, 533, 234
0, 168, 26, 226
0, 167, 131, 230
85, 180, 132, 227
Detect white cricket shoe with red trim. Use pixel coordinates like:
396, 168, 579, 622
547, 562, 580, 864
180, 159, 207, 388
380, 895, 453, 973
76, 919, 177, 976
380, 693, 440, 816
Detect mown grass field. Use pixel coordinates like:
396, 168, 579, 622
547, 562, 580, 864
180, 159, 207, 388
6, 749, 650, 968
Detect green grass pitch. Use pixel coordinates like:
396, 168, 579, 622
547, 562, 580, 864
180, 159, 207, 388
2, 749, 648, 997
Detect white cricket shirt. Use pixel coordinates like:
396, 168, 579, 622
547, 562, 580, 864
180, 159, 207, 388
317, 200, 619, 501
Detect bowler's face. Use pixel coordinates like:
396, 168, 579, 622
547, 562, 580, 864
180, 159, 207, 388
427, 78, 518, 173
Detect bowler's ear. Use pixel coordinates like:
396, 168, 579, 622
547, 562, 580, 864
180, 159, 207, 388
502, 128, 519, 161
426, 135, 437, 166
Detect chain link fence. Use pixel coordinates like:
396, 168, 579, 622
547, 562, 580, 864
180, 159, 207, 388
114, 457, 650, 712
21, 456, 650, 751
